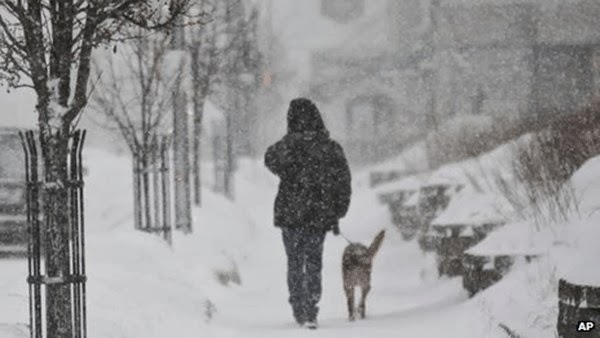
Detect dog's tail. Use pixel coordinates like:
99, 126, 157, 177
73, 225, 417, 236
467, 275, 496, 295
367, 230, 386, 260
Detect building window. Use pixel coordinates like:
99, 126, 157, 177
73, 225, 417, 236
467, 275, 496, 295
321, 0, 365, 24
532, 45, 593, 116
345, 94, 394, 139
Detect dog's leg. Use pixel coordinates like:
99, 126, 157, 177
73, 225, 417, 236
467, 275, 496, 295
358, 285, 370, 319
344, 286, 355, 321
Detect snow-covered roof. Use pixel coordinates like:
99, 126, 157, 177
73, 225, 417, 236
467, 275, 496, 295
431, 186, 510, 227
466, 220, 554, 257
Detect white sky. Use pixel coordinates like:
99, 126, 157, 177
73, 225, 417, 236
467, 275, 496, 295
0, 87, 37, 128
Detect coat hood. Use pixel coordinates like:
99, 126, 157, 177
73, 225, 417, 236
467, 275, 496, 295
287, 98, 327, 134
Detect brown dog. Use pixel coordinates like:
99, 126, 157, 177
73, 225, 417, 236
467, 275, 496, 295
342, 230, 385, 321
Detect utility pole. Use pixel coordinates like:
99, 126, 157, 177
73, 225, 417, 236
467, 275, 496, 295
170, 16, 193, 233
222, 0, 241, 200
425, 0, 441, 169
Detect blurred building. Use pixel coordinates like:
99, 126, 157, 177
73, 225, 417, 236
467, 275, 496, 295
434, 0, 600, 121
307, 0, 430, 165
255, 0, 600, 166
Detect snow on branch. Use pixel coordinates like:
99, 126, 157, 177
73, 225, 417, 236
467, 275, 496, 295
0, 0, 197, 131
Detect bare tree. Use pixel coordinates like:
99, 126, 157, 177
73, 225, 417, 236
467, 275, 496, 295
90, 29, 180, 232
187, 0, 262, 201
215, 0, 261, 199
489, 132, 582, 228
0, 1, 193, 335
189, 0, 220, 206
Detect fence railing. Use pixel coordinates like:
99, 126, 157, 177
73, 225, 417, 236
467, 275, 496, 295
132, 135, 172, 245
20, 130, 87, 338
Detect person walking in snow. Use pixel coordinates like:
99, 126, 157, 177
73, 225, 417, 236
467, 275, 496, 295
265, 98, 352, 329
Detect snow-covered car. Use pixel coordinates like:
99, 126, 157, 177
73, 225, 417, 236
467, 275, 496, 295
0, 128, 27, 256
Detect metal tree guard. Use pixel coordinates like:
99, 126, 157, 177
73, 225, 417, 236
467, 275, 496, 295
133, 134, 172, 244
20, 130, 88, 338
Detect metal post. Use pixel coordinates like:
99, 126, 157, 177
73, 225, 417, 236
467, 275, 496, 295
151, 135, 160, 232
23, 131, 42, 338
77, 131, 88, 338
160, 136, 172, 245
69, 131, 81, 337
132, 153, 142, 230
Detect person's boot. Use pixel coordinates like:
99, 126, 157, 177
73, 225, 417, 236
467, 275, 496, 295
292, 307, 306, 326
304, 305, 319, 329
304, 320, 318, 330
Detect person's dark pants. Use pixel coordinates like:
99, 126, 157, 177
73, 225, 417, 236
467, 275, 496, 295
281, 226, 327, 323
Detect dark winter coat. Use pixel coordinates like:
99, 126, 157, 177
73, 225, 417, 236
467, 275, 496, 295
265, 98, 352, 231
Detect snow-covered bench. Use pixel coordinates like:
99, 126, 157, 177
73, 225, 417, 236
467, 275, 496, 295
462, 220, 552, 296
369, 170, 405, 188
372, 176, 423, 240
373, 176, 421, 205
429, 188, 509, 276
416, 183, 458, 252
431, 224, 502, 277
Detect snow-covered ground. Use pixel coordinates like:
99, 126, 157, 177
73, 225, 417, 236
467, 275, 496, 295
0, 146, 495, 338
2, 139, 600, 337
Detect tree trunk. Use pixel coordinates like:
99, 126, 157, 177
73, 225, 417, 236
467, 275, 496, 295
40, 129, 73, 337
151, 138, 160, 230
191, 82, 206, 206
132, 154, 142, 230
224, 105, 234, 200
192, 98, 204, 206
190, 45, 205, 207
141, 151, 151, 229
170, 21, 192, 233
212, 129, 223, 194
173, 82, 192, 233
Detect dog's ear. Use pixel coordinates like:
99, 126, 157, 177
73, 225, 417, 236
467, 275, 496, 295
367, 230, 385, 259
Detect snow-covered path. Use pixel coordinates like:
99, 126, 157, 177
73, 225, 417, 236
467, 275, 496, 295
208, 174, 492, 338
0, 157, 500, 338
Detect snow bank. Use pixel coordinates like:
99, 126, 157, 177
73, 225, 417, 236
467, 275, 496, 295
174, 190, 255, 288
570, 155, 600, 216
81, 147, 259, 337
553, 156, 600, 285
427, 134, 528, 193
473, 256, 559, 338
470, 154, 600, 337
557, 213, 600, 286
466, 220, 555, 257
83, 148, 134, 234
87, 230, 214, 338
